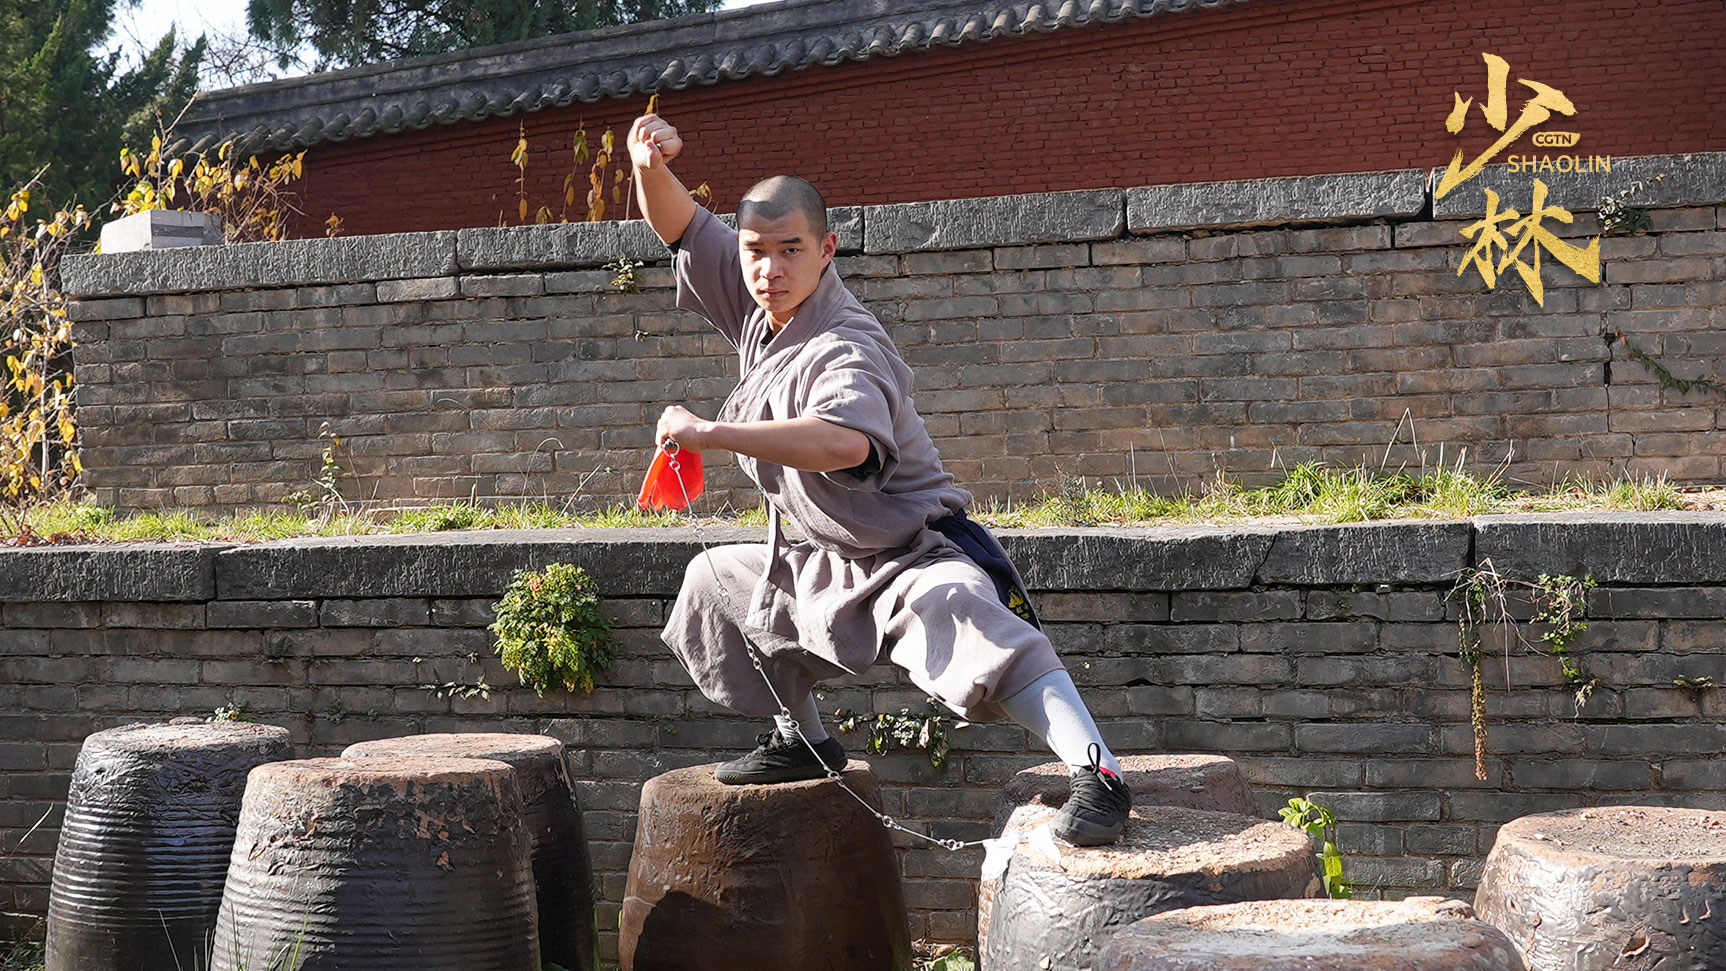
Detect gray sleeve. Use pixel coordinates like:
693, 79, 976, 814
802, 360, 900, 492
670, 207, 751, 346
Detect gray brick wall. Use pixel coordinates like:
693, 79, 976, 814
3, 515, 1725, 958
58, 158, 1726, 514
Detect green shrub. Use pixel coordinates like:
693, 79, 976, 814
489, 563, 618, 695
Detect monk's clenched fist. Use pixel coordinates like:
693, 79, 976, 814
629, 114, 683, 170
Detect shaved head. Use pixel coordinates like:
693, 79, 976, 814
738, 175, 828, 238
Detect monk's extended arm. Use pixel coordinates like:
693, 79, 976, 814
629, 115, 697, 246
659, 409, 871, 473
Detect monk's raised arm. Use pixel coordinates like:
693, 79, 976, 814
628, 114, 697, 247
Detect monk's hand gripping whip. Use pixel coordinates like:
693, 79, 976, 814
660, 439, 991, 855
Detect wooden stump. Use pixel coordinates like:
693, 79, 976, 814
1096, 897, 1522, 970
46, 721, 293, 971
984, 803, 1318, 971
1474, 806, 1726, 970
211, 756, 540, 971
344, 733, 597, 971
619, 762, 911, 971
979, 755, 1261, 960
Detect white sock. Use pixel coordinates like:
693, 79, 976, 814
998, 668, 1122, 776
774, 693, 828, 744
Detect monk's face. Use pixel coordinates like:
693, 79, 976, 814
737, 209, 837, 322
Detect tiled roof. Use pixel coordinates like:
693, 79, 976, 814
169, 0, 1249, 157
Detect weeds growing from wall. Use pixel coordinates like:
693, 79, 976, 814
490, 562, 619, 695
1451, 561, 1598, 780
835, 698, 958, 769
1279, 797, 1352, 899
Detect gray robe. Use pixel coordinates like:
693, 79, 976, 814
659, 206, 1062, 721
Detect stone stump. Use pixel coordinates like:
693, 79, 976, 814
343, 733, 597, 971
46, 721, 293, 971
1095, 897, 1522, 970
619, 762, 911, 971
211, 756, 540, 971
985, 803, 1317, 971
979, 755, 1261, 960
1474, 806, 1726, 970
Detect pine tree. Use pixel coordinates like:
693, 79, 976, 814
0, 0, 204, 214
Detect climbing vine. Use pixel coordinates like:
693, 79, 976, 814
1451, 561, 1598, 780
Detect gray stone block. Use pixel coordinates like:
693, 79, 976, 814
0, 544, 222, 601
61, 231, 458, 297
828, 206, 863, 253
1000, 525, 1276, 591
1128, 169, 1428, 233
456, 218, 670, 271
1258, 522, 1473, 585
863, 189, 1123, 253
376, 276, 459, 302
98, 209, 224, 252
214, 526, 765, 599
1473, 512, 1726, 584
1432, 151, 1726, 218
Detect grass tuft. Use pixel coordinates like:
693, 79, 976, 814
0, 465, 1707, 545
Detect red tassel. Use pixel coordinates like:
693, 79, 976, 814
637, 445, 704, 511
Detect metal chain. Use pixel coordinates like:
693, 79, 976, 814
662, 441, 984, 853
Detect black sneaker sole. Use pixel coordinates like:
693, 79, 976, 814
713, 762, 837, 785
1052, 813, 1127, 846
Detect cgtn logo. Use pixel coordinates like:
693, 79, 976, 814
1531, 131, 1581, 148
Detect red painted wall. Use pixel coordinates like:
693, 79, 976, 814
282, 0, 1726, 238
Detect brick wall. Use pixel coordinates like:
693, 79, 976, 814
277, 0, 1726, 237
61, 159, 1726, 513
3, 516, 1726, 959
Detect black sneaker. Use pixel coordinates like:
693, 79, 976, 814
714, 730, 847, 785
1052, 743, 1132, 846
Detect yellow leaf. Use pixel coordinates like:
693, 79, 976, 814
611, 184, 622, 205
519, 197, 528, 222
601, 130, 615, 154
572, 129, 588, 164
646, 93, 658, 116
535, 206, 553, 224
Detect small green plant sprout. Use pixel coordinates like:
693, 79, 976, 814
604, 251, 644, 293
285, 422, 349, 515
1674, 675, 1718, 697
418, 675, 493, 701
1598, 172, 1668, 235
912, 944, 976, 971
834, 697, 958, 769
208, 702, 255, 723
490, 562, 619, 695
1278, 797, 1352, 899
1533, 573, 1598, 712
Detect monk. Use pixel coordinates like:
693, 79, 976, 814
628, 113, 1132, 845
